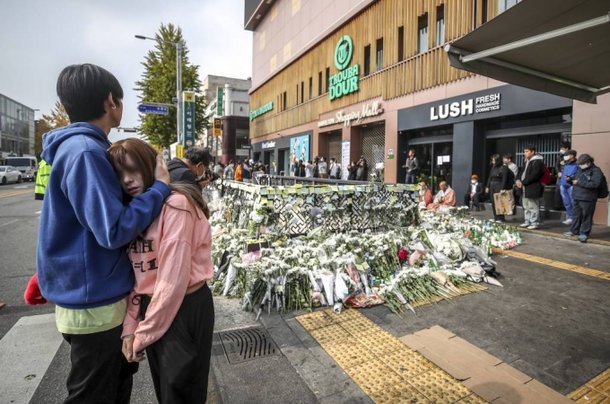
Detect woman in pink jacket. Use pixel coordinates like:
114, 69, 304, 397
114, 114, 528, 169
108, 138, 214, 404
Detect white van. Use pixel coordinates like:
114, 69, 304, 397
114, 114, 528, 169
5, 156, 37, 181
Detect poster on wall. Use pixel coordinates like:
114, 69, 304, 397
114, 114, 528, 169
290, 135, 310, 163
341, 141, 350, 180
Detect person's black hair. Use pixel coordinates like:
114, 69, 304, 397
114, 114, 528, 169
577, 154, 594, 164
184, 147, 211, 167
502, 153, 513, 160
561, 141, 571, 149
566, 149, 577, 157
56, 63, 123, 123
523, 145, 536, 152
490, 154, 502, 167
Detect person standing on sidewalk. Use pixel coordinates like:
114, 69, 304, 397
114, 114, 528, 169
486, 154, 512, 222
167, 147, 212, 190
403, 149, 419, 184
516, 145, 544, 229
37, 64, 171, 404
564, 154, 604, 243
559, 150, 578, 225
108, 139, 214, 404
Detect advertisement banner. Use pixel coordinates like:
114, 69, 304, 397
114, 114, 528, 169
290, 135, 310, 163
341, 141, 350, 180
182, 91, 196, 147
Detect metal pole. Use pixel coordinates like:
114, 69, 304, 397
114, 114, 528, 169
176, 42, 183, 145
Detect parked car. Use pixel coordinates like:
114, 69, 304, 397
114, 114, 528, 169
0, 166, 22, 184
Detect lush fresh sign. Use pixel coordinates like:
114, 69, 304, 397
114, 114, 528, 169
329, 35, 359, 101
430, 93, 501, 121
250, 101, 273, 121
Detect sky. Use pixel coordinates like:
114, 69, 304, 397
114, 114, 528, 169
0, 0, 253, 141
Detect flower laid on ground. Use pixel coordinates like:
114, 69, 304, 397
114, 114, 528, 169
207, 182, 521, 315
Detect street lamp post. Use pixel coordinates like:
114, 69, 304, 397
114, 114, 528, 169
135, 34, 183, 144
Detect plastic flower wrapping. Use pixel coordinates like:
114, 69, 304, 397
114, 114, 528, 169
208, 182, 521, 315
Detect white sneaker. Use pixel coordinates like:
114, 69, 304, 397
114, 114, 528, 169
527, 224, 539, 230
562, 219, 573, 225
519, 223, 530, 227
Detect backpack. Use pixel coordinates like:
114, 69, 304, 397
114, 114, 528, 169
540, 165, 552, 185
598, 171, 609, 199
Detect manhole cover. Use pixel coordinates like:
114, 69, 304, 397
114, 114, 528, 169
218, 326, 279, 364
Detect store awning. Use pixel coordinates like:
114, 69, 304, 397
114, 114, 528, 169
445, 0, 610, 104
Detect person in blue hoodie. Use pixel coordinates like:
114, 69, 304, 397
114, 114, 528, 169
559, 150, 578, 225
37, 64, 171, 404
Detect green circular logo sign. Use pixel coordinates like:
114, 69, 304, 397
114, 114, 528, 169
334, 35, 353, 71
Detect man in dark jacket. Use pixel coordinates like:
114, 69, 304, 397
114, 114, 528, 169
167, 147, 212, 189
564, 154, 604, 243
515, 145, 544, 229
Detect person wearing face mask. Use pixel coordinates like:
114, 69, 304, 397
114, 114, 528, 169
418, 181, 433, 208
167, 147, 213, 190
564, 154, 604, 243
559, 150, 578, 225
554, 142, 571, 209
515, 145, 545, 229
464, 174, 483, 211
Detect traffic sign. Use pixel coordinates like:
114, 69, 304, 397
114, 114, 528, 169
137, 104, 169, 115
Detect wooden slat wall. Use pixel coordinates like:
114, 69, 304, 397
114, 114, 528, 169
250, 0, 496, 139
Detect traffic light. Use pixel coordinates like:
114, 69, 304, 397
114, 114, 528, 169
213, 118, 222, 137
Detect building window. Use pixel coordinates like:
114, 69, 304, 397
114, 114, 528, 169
296, 84, 299, 104
282, 91, 287, 111
482, 0, 488, 24
498, 0, 520, 12
418, 13, 428, 53
436, 5, 445, 46
318, 71, 323, 95
325, 67, 330, 92
301, 81, 304, 103
376, 38, 384, 71
364, 45, 371, 76
397, 26, 404, 62
309, 77, 313, 99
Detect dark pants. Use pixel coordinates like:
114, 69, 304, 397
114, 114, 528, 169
141, 284, 215, 404
62, 325, 138, 404
464, 192, 482, 209
570, 199, 596, 236
406, 173, 418, 184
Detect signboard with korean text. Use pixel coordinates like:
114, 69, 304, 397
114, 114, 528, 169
182, 91, 196, 147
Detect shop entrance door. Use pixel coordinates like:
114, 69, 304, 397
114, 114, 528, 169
278, 148, 290, 176
410, 141, 453, 192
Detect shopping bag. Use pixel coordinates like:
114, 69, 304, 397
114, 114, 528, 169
493, 191, 515, 215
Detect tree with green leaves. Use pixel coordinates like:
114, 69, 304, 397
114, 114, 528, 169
35, 101, 70, 156
135, 23, 207, 148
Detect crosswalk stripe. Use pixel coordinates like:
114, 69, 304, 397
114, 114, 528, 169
0, 313, 62, 404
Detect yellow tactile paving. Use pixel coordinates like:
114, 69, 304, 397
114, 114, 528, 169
493, 248, 610, 281
568, 368, 610, 403
297, 308, 484, 403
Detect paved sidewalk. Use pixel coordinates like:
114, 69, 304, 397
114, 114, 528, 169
471, 204, 610, 245
209, 225, 609, 403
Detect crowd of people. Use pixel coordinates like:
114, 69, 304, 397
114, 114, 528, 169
436, 143, 607, 243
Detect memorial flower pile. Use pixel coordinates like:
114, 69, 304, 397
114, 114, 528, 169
208, 182, 521, 316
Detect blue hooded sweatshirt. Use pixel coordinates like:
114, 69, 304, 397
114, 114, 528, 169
37, 123, 170, 309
